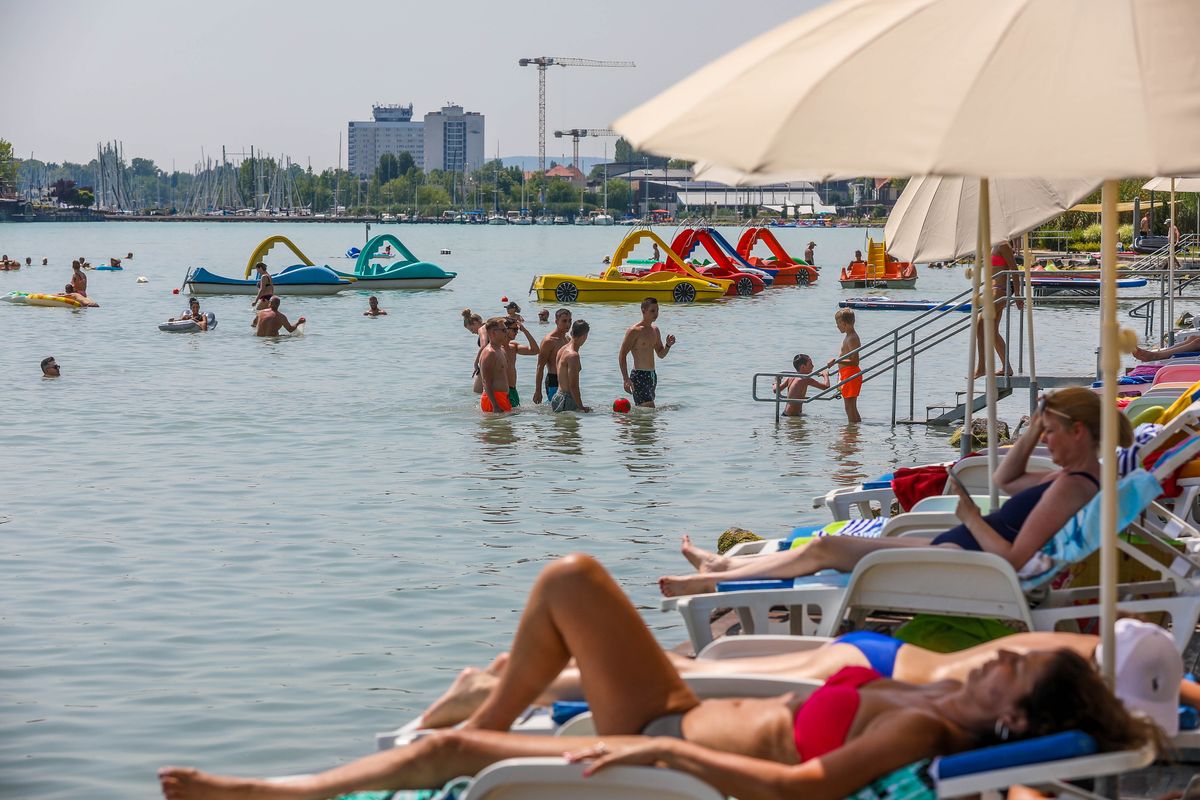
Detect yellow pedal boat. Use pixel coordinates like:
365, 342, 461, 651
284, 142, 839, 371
532, 230, 728, 303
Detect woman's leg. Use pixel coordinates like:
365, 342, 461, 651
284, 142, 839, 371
658, 536, 937, 596
466, 554, 698, 735
159, 729, 646, 800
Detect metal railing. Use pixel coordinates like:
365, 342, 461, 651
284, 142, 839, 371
754, 263, 1200, 424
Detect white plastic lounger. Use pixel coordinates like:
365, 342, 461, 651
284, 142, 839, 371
667, 437, 1200, 652
457, 735, 1154, 800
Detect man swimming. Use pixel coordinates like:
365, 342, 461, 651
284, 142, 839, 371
533, 308, 572, 404
503, 319, 539, 408
551, 320, 591, 413
250, 297, 305, 337
363, 296, 387, 317
618, 297, 676, 408
478, 318, 512, 413
41, 356, 61, 378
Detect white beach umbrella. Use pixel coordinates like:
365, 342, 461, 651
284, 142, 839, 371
884, 177, 1099, 264
615, 0, 1200, 682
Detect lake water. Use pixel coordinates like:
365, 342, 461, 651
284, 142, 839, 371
1, 222, 1112, 798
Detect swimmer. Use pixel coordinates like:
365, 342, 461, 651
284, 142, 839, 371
109, 257, 122, 268
827, 308, 862, 422
250, 297, 305, 337
504, 300, 524, 323
42, 257, 48, 266
126, 252, 134, 260
71, 260, 88, 296
58, 283, 95, 306
502, 318, 539, 408
618, 297, 675, 408
805, 241, 817, 264
25, 257, 31, 266
252, 263, 273, 309
363, 296, 387, 317
551, 319, 591, 413
41, 356, 61, 378
773, 353, 829, 416
533, 308, 571, 404
0, 254, 18, 270
462, 309, 486, 394
170, 298, 209, 331
537, 309, 550, 324
478, 318, 512, 413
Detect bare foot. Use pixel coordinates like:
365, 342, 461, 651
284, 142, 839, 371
422, 666, 501, 729
679, 535, 732, 574
659, 573, 718, 597
159, 767, 307, 800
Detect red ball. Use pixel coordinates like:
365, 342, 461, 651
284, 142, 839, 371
172, 288, 180, 294
501, 296, 509, 303
613, 398, 632, 413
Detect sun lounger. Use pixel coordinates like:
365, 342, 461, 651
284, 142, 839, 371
666, 437, 1200, 652
814, 455, 1055, 522
456, 734, 1153, 800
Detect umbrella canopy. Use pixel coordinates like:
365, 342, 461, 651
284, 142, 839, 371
615, 0, 1200, 180
885, 177, 1099, 263
614, 0, 1200, 688
1144, 177, 1200, 193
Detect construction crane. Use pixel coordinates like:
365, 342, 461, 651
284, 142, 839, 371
553, 129, 619, 174
518, 57, 635, 172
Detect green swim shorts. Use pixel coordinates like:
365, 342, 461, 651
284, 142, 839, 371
507, 387, 521, 407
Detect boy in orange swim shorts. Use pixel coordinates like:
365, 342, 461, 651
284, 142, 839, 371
480, 392, 513, 413
828, 308, 863, 422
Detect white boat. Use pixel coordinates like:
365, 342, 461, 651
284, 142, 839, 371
574, 214, 592, 226
591, 213, 614, 226
381, 213, 397, 223
553, 216, 568, 225
536, 215, 555, 225
488, 214, 510, 225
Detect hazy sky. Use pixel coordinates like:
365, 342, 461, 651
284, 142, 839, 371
7, 0, 818, 171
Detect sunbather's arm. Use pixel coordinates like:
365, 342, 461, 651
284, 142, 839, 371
572, 709, 945, 800
994, 413, 1052, 495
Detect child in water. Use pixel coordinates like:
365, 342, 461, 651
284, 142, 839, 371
773, 353, 829, 416
827, 308, 862, 422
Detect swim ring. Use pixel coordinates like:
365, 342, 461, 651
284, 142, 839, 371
158, 313, 217, 333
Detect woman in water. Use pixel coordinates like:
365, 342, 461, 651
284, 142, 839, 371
659, 387, 1130, 596
975, 239, 1019, 378
462, 308, 486, 393
159, 554, 1158, 800
253, 263, 274, 310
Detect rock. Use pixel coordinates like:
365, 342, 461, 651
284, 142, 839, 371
716, 527, 762, 554
949, 418, 1011, 450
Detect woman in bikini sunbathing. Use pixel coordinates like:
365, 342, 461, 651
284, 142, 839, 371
659, 387, 1130, 597
160, 554, 1157, 800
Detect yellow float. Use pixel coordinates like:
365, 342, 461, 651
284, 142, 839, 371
531, 230, 728, 304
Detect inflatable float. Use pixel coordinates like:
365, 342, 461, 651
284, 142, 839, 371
839, 297, 971, 312
665, 229, 767, 296
531, 230, 727, 304
333, 234, 456, 290
2, 291, 85, 308
182, 236, 352, 296
159, 313, 217, 332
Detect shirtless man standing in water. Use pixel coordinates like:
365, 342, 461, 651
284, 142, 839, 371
618, 297, 676, 408
533, 308, 572, 404
502, 319, 539, 408
251, 297, 305, 337
478, 318, 512, 413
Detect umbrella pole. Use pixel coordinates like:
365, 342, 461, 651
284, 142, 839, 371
979, 178, 1000, 505
1023, 233, 1038, 414
1099, 180, 1119, 689
1169, 179, 1177, 344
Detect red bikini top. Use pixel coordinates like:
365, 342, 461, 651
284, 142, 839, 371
793, 666, 882, 762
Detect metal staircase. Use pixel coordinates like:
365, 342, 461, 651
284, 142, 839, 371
753, 268, 1094, 425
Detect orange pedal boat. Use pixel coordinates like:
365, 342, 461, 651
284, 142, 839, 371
840, 238, 917, 289
736, 228, 818, 286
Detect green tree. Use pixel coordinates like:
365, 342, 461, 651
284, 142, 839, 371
545, 178, 575, 204
375, 153, 400, 184
131, 157, 159, 178
613, 137, 667, 168
0, 139, 17, 195
395, 151, 416, 176
416, 184, 451, 213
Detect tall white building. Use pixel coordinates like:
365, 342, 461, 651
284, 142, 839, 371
423, 103, 484, 174
348, 104, 426, 177
347, 102, 486, 177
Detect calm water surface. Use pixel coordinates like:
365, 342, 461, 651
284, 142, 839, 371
0, 222, 1112, 798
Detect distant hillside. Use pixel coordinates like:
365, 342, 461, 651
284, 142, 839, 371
499, 156, 609, 172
